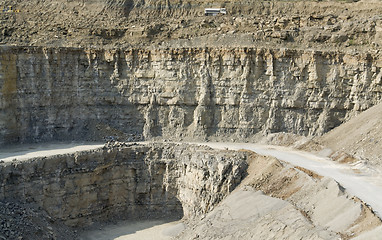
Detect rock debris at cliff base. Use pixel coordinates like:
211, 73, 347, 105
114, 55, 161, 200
0, 200, 77, 240
1, 0, 382, 239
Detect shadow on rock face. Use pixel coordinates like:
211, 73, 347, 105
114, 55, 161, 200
104, 0, 137, 18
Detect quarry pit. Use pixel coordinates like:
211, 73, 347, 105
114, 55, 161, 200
2, 0, 382, 239
1, 141, 382, 239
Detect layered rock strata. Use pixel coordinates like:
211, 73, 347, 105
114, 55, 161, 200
0, 143, 247, 226
1, 143, 380, 238
1, 46, 382, 144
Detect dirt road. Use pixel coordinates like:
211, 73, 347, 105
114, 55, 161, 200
0, 142, 104, 162
198, 142, 382, 219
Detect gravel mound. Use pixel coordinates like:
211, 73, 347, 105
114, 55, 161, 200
0, 200, 77, 240
318, 101, 382, 170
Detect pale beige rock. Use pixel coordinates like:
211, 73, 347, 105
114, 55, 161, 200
0, 143, 247, 227
1, 47, 382, 145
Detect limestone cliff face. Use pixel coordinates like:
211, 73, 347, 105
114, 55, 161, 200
0, 46, 382, 144
0, 143, 247, 226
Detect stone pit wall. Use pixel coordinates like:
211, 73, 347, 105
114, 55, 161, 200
0, 143, 247, 227
1, 46, 382, 144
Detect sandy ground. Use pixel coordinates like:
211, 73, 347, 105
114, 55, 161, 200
79, 219, 184, 240
175, 189, 339, 240
0, 142, 104, 162
319, 101, 382, 171
197, 142, 382, 218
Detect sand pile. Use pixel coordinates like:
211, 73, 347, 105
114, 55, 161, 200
318, 102, 382, 170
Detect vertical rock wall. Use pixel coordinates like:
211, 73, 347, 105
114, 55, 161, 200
0, 46, 382, 144
0, 143, 248, 226
0, 52, 18, 143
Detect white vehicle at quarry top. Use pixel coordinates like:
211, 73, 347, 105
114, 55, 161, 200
204, 8, 227, 16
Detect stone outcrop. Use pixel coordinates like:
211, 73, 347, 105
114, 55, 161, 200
1, 46, 382, 145
0, 143, 247, 226
1, 143, 381, 238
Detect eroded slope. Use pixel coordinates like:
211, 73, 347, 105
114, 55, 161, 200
177, 152, 382, 239
318, 101, 382, 170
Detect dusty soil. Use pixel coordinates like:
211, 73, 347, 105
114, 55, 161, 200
318, 102, 382, 171
79, 219, 183, 240
0, 142, 104, 163
174, 150, 382, 239
1, 0, 382, 52
198, 142, 382, 220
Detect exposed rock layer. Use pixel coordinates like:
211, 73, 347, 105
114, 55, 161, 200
0, 143, 247, 227
1, 46, 382, 144
1, 143, 381, 239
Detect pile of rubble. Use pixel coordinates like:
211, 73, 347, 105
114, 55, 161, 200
0, 200, 76, 240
